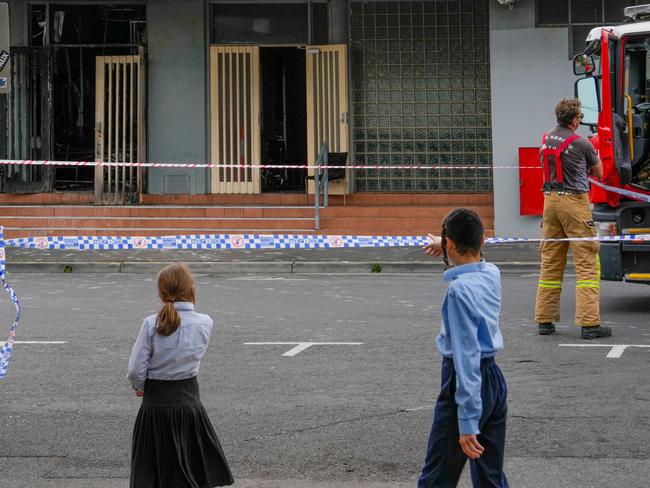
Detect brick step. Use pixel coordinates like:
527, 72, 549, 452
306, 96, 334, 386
0, 193, 94, 205
321, 205, 493, 218
1, 214, 494, 237
0, 204, 492, 219
2, 228, 317, 239
1, 218, 449, 229
0, 192, 495, 239
141, 193, 494, 206
3, 228, 495, 239
1, 214, 491, 229
0, 206, 314, 218
319, 217, 457, 230
2, 218, 314, 230
332, 193, 493, 206
0, 192, 493, 206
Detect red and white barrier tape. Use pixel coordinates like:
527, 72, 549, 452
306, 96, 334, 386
4, 159, 650, 201
588, 178, 650, 203
0, 159, 534, 170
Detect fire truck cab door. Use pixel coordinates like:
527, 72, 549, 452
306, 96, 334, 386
598, 30, 632, 186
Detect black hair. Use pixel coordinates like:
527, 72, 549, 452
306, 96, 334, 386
441, 208, 484, 268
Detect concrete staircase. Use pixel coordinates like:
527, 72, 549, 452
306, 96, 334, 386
0, 192, 494, 238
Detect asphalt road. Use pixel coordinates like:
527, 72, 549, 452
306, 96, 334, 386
1, 271, 649, 487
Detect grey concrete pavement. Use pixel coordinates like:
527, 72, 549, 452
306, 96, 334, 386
3, 242, 546, 274
12, 458, 650, 488
1, 272, 648, 487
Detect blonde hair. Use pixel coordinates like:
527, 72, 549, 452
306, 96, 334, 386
155, 263, 196, 336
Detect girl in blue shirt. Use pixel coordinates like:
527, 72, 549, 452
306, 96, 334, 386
127, 262, 234, 488
419, 208, 509, 488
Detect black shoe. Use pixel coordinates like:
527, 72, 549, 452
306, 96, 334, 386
538, 322, 555, 335
581, 325, 612, 339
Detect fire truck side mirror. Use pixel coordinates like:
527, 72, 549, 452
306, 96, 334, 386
575, 77, 599, 126
573, 53, 595, 76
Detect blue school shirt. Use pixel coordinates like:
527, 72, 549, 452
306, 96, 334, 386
127, 302, 213, 391
435, 261, 504, 435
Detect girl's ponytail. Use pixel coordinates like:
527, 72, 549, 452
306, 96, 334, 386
156, 301, 181, 336
155, 263, 196, 337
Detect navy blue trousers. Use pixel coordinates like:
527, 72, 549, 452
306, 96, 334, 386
418, 357, 509, 488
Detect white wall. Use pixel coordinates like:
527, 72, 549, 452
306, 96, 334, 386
489, 0, 579, 237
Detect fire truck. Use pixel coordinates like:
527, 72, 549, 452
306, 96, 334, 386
574, 4, 650, 284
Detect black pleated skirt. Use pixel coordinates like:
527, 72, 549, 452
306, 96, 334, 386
130, 377, 234, 488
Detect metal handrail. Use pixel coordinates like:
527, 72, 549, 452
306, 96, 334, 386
313, 142, 328, 230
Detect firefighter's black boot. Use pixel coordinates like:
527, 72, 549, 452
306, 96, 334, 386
581, 325, 612, 339
538, 322, 555, 335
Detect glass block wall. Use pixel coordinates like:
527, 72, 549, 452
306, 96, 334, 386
350, 0, 493, 192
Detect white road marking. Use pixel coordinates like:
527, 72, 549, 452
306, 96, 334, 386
605, 345, 629, 358
245, 341, 364, 357
559, 343, 650, 358
228, 276, 307, 281
14, 341, 67, 344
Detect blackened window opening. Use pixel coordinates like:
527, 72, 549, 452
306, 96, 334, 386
211, 2, 328, 45
26, 4, 146, 192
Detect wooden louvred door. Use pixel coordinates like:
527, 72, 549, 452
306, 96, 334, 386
306, 44, 349, 195
209, 45, 261, 194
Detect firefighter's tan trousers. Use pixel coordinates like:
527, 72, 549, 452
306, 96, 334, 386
534, 192, 601, 326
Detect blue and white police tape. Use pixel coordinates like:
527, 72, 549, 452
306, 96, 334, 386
5, 234, 428, 250
0, 228, 22, 380
4, 233, 650, 251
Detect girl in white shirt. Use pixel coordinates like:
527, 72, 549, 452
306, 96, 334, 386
128, 262, 233, 488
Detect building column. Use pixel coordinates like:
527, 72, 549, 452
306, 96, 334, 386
147, 0, 207, 194
329, 0, 348, 44
489, 0, 573, 237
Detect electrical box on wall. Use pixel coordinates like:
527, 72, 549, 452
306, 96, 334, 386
518, 147, 543, 216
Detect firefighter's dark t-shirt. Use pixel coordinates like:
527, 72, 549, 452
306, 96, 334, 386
542, 125, 598, 193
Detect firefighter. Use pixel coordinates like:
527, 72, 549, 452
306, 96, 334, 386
534, 98, 612, 339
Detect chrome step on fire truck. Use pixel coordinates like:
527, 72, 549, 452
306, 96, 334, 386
574, 4, 650, 285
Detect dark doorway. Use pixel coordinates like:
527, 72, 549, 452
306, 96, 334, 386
26, 4, 145, 192
260, 47, 307, 192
